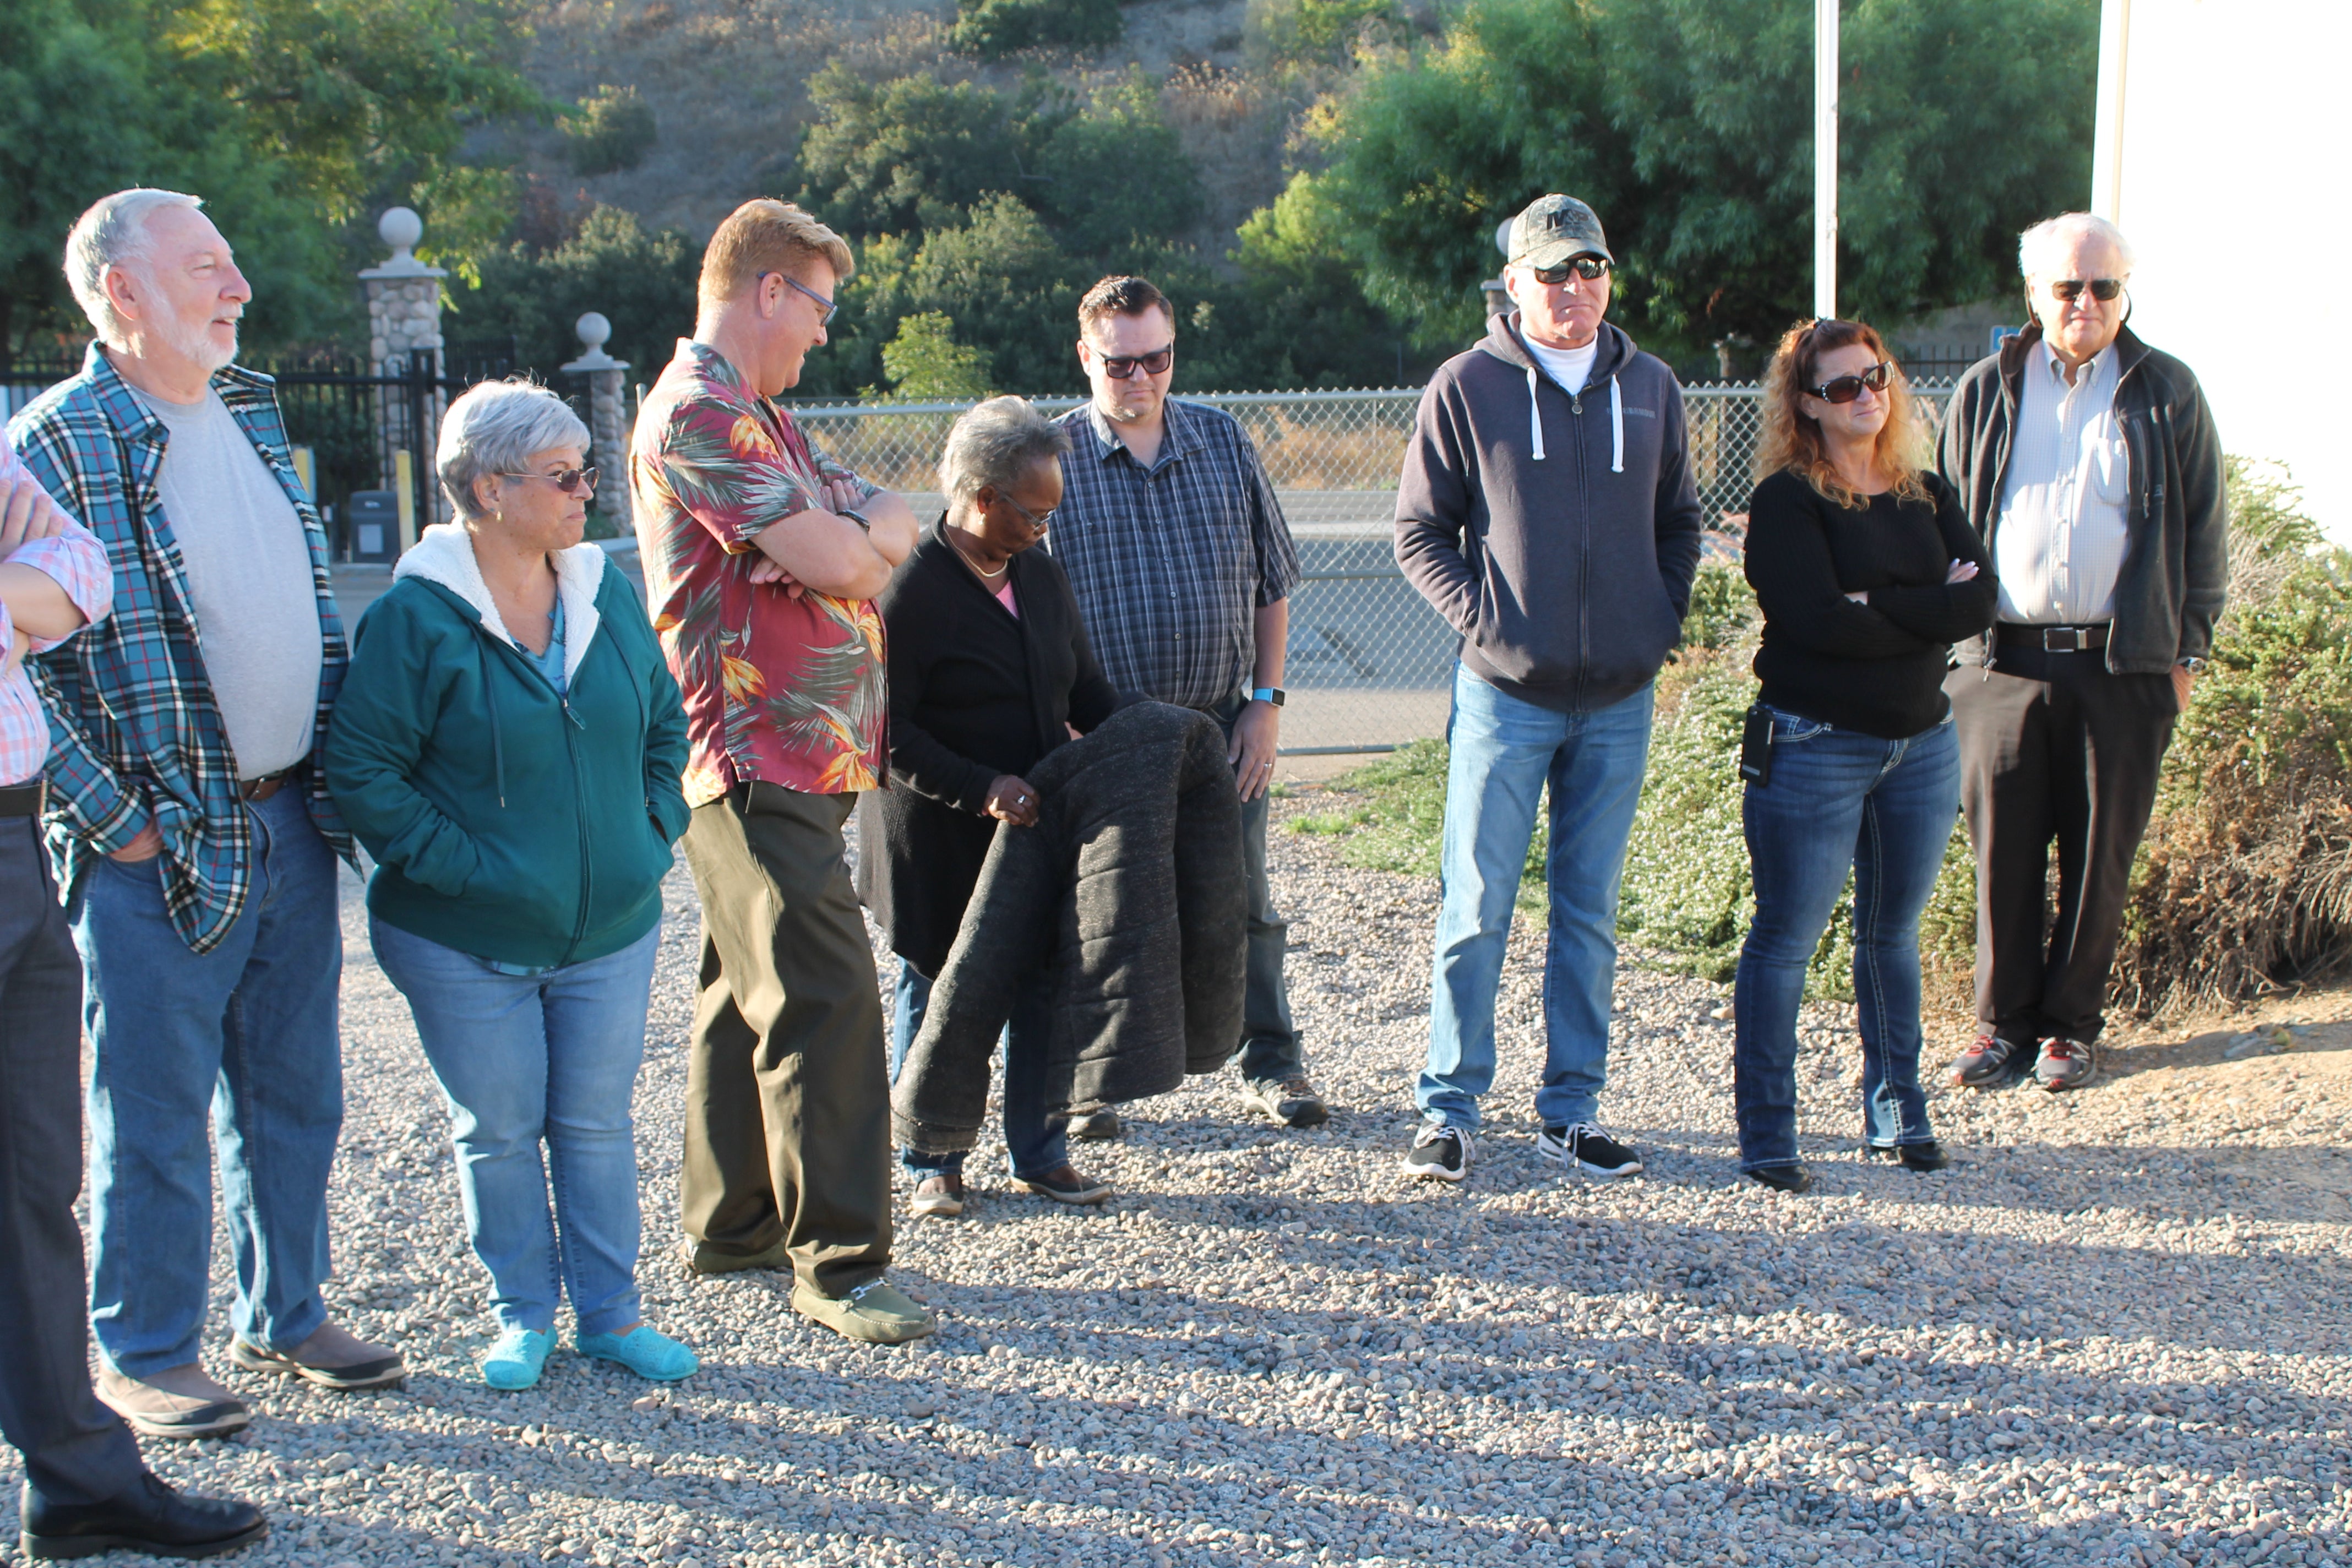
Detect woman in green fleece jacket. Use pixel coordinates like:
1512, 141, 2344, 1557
325, 380, 694, 1393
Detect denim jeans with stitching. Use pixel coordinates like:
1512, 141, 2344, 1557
1420, 666, 1654, 1132
1733, 708, 1959, 1172
70, 787, 344, 1378
372, 919, 660, 1337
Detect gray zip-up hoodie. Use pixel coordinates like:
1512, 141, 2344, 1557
1395, 314, 1705, 712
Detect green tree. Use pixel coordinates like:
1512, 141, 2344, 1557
453, 203, 699, 379
1256, 0, 2095, 360
877, 312, 993, 401
791, 66, 1045, 239
1031, 72, 1202, 257
560, 85, 659, 177
0, 0, 541, 358
946, 0, 1123, 61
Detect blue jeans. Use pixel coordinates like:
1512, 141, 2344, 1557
1207, 693, 1303, 1084
1733, 709, 1959, 1172
1420, 667, 1654, 1131
68, 787, 343, 1379
371, 919, 659, 1337
890, 961, 1066, 1180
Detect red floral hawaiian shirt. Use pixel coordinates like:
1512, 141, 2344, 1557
633, 340, 887, 804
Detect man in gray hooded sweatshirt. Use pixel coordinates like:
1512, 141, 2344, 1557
1393, 194, 1703, 1185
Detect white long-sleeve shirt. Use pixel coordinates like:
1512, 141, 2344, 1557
1993, 340, 2131, 624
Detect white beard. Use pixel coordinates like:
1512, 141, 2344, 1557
158, 311, 237, 374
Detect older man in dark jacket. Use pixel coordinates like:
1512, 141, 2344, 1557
1940, 212, 2228, 1095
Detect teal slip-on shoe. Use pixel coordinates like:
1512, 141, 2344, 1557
481, 1329, 552, 1391
576, 1326, 698, 1382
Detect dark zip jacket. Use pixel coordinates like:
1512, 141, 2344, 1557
1936, 320, 2228, 673
324, 525, 691, 971
1394, 314, 1705, 712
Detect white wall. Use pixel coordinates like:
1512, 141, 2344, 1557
2096, 0, 2352, 538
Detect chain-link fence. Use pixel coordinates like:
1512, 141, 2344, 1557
792, 382, 1957, 756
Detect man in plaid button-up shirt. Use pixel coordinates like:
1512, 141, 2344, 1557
9, 190, 401, 1456
1047, 276, 1322, 1132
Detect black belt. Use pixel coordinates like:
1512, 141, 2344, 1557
1995, 622, 2110, 654
0, 778, 46, 818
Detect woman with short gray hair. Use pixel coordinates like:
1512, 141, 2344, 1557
326, 378, 698, 1391
854, 395, 1128, 1217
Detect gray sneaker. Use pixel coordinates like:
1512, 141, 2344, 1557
2034, 1037, 2099, 1092
96, 1363, 250, 1441
229, 1321, 405, 1391
1065, 1105, 1122, 1141
1242, 1075, 1330, 1128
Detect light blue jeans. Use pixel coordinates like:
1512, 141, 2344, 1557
1420, 666, 1654, 1131
1734, 710, 1959, 1172
890, 961, 1066, 1180
371, 919, 659, 1337
69, 787, 345, 1379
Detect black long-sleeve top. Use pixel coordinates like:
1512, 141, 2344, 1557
854, 520, 1125, 976
1743, 469, 1997, 739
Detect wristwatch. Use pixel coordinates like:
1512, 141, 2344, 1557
841, 508, 873, 533
2177, 656, 2207, 676
1249, 687, 1286, 707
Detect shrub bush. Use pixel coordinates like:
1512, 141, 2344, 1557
562, 85, 657, 177
947, 0, 1123, 60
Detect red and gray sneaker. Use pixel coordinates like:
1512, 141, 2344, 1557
2034, 1037, 2099, 1092
1948, 1033, 2032, 1088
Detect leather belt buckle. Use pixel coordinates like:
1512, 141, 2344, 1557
239, 771, 289, 803
0, 777, 47, 818
2041, 626, 2087, 653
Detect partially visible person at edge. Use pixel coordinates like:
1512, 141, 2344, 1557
630, 198, 933, 1345
1044, 274, 1319, 1141
326, 381, 696, 1392
1732, 321, 1998, 1194
0, 447, 266, 1559
1392, 194, 1703, 1186
857, 398, 1128, 1219
1939, 213, 2227, 1096
10, 188, 404, 1447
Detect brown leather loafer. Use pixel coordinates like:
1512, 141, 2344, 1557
95, 1363, 249, 1441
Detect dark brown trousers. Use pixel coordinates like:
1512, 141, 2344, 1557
678, 783, 891, 1299
1945, 650, 2178, 1045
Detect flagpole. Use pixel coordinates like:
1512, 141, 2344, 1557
1815, 0, 1839, 319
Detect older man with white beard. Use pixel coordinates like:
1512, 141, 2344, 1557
8, 189, 402, 1449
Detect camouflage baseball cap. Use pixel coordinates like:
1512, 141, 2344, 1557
1506, 194, 1613, 269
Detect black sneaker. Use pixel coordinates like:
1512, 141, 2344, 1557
1242, 1076, 1330, 1128
1537, 1122, 1643, 1179
1748, 1163, 1813, 1194
1065, 1106, 1121, 1141
1401, 1121, 1472, 1182
1869, 1140, 1952, 1172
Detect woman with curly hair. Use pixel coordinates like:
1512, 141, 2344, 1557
1733, 320, 1997, 1193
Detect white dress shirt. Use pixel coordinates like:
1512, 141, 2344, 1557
1992, 340, 2131, 624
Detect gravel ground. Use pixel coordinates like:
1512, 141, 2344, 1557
5, 790, 2349, 1568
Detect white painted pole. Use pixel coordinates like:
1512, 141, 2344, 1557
2090, 0, 2132, 221
1814, 0, 1839, 319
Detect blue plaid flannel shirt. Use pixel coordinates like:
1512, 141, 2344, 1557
7, 342, 353, 954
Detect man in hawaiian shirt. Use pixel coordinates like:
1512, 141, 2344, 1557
631, 198, 931, 1344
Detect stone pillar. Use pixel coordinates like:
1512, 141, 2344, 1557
359, 207, 449, 529
561, 313, 631, 534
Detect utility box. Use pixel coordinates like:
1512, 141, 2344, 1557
347, 491, 400, 562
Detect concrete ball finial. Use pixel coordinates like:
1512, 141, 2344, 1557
575, 312, 613, 351
379, 206, 425, 258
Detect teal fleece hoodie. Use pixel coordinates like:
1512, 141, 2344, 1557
325, 524, 690, 970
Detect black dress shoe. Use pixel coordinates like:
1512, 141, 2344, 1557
20, 1473, 267, 1559
1747, 1163, 1814, 1194
1870, 1140, 1953, 1172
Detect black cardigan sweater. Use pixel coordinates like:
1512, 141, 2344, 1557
855, 521, 1125, 976
1743, 469, 1998, 738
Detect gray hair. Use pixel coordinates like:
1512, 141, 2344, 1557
437, 380, 592, 522
938, 396, 1070, 509
2018, 213, 2136, 281
65, 189, 205, 344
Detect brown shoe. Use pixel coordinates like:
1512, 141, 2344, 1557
909, 1173, 966, 1218
230, 1322, 405, 1390
1011, 1163, 1111, 1205
96, 1363, 250, 1441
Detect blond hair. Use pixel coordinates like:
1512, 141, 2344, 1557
698, 199, 853, 306
1756, 318, 1934, 509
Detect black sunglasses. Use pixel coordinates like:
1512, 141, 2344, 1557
1807, 362, 1891, 404
2049, 277, 2124, 303
1096, 345, 1173, 380
1531, 257, 1610, 285
497, 465, 599, 494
